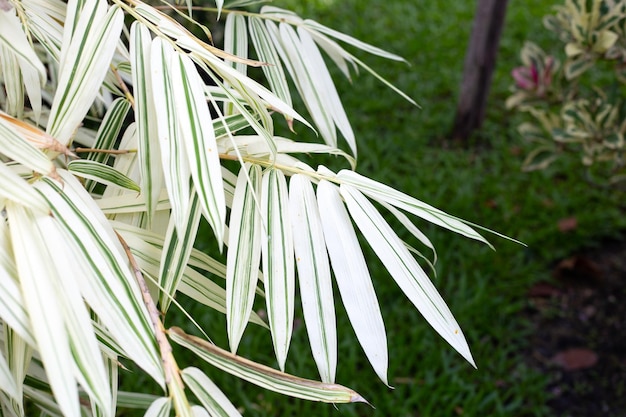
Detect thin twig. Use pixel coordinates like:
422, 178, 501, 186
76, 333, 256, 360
110, 64, 135, 108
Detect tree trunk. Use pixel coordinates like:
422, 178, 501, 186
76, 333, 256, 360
450, 0, 509, 141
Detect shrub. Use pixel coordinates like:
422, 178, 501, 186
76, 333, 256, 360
0, 1, 503, 415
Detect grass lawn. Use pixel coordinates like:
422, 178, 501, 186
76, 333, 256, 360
125, 1, 626, 416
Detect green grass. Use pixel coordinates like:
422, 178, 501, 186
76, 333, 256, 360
124, 1, 626, 416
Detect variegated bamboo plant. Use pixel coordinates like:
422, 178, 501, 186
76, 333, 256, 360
0, 0, 505, 415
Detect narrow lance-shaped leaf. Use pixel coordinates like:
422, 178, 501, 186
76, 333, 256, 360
336, 170, 493, 246
150, 37, 191, 235
3, 325, 32, 416
47, 0, 124, 146
288, 174, 336, 383
0, 348, 19, 402
158, 192, 202, 313
169, 327, 367, 404
34, 171, 164, 386
182, 367, 242, 417
261, 168, 294, 371
6, 202, 80, 417
130, 22, 163, 226
169, 49, 226, 245
68, 160, 141, 192
340, 184, 475, 366
317, 180, 389, 385
226, 164, 262, 353
224, 13, 248, 116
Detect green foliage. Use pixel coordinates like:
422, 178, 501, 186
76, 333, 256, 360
508, 0, 626, 185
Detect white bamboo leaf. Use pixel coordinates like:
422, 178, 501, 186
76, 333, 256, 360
192, 406, 211, 417
261, 168, 294, 371
158, 192, 201, 313
84, 97, 132, 191
169, 327, 367, 404
175, 35, 309, 129
336, 170, 492, 246
181, 367, 242, 417
47, 1, 124, 146
0, 220, 35, 347
316, 180, 388, 385
34, 172, 164, 387
116, 391, 160, 409
305, 30, 356, 80
379, 200, 437, 264
0, 116, 55, 178
302, 20, 406, 62
340, 184, 475, 366
226, 164, 262, 353
0, 163, 48, 213
276, 22, 336, 148
5, 202, 80, 417
130, 22, 163, 226
288, 174, 336, 383
42, 220, 113, 414
96, 191, 171, 215
150, 37, 191, 235
223, 13, 253, 121
169, 50, 225, 245
224, 13, 248, 75
2, 326, 32, 417
143, 397, 171, 417
114, 225, 266, 327
0, 10, 46, 120
248, 17, 293, 110
0, 350, 19, 402
0, 44, 25, 118
297, 27, 356, 157
20, 0, 65, 61
259, 6, 303, 23
68, 160, 141, 192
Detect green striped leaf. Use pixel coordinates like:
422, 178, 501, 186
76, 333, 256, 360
0, 162, 49, 214
316, 180, 389, 385
182, 367, 242, 417
158, 192, 202, 313
0, 114, 55, 178
6, 202, 80, 417
341, 184, 475, 366
68, 160, 140, 192
144, 397, 171, 417
47, 0, 124, 146
288, 174, 336, 383
0, 347, 19, 402
150, 37, 191, 235
169, 327, 367, 404
224, 13, 248, 116
131, 22, 163, 226
336, 170, 492, 246
34, 171, 164, 387
84, 97, 132, 191
169, 50, 226, 245
261, 168, 294, 371
248, 17, 293, 111
2, 325, 31, 416
226, 164, 263, 353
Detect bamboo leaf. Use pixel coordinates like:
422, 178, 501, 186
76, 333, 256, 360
158, 192, 202, 313
68, 160, 141, 192
226, 164, 262, 353
340, 184, 475, 366
34, 171, 164, 387
143, 397, 171, 417
261, 168, 294, 370
336, 170, 493, 246
6, 202, 80, 417
0, 348, 19, 402
288, 174, 336, 383
316, 180, 388, 385
47, 0, 124, 146
0, 163, 49, 214
0, 114, 56, 179
131, 22, 163, 226
169, 49, 226, 245
181, 367, 242, 417
2, 326, 32, 416
150, 37, 191, 235
169, 327, 367, 404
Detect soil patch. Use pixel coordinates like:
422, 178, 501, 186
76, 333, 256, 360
525, 240, 626, 417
